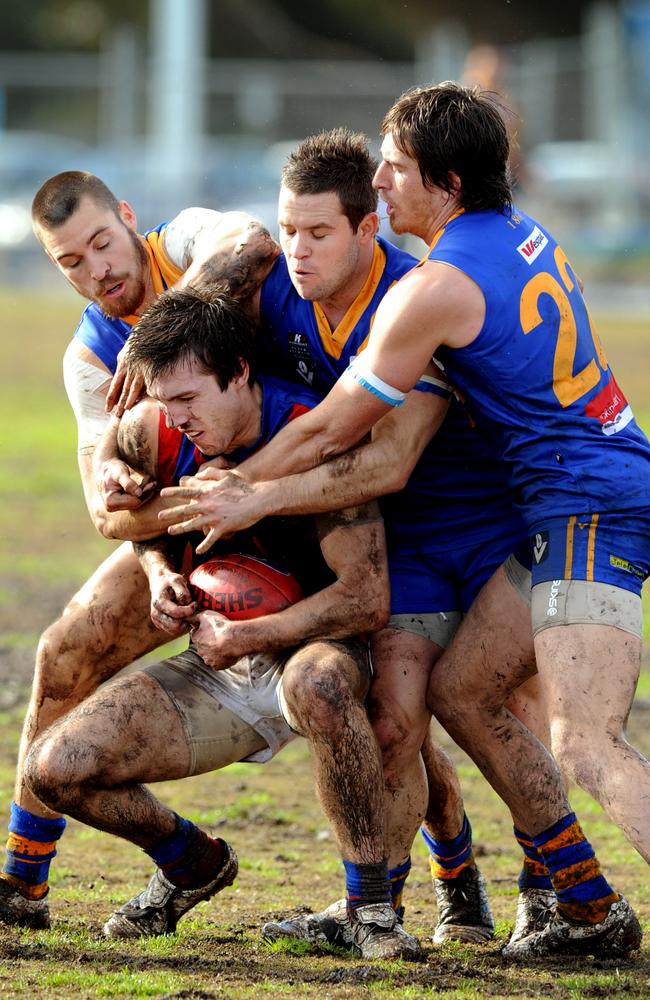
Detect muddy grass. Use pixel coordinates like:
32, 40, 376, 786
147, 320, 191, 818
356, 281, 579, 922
0, 628, 648, 999
0, 294, 649, 996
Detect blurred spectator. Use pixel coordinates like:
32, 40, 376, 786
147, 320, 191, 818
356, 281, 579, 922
461, 44, 527, 190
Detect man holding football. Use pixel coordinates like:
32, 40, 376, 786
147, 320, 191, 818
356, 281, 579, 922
25, 287, 421, 961
0, 172, 278, 929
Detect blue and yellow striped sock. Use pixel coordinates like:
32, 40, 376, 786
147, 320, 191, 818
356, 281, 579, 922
421, 813, 474, 880
147, 814, 225, 889
388, 856, 411, 918
0, 801, 66, 900
533, 813, 619, 924
343, 859, 390, 912
513, 827, 553, 892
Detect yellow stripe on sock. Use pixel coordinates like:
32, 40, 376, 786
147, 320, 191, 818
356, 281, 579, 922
0, 872, 48, 901
6, 833, 58, 857
538, 819, 583, 854
558, 891, 619, 926
429, 856, 475, 881
551, 857, 606, 893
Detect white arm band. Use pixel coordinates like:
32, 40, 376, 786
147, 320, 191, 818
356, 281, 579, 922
63, 342, 113, 451
345, 354, 406, 408
413, 373, 453, 399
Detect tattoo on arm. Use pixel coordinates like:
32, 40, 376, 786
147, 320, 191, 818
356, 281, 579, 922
192, 223, 279, 301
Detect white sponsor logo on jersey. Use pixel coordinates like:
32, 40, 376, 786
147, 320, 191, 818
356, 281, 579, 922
602, 404, 634, 436
517, 226, 548, 264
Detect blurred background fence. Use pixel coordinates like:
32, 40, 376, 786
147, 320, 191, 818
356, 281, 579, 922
0, 0, 649, 297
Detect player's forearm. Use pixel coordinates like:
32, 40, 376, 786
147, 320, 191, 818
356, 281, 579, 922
237, 389, 448, 517
182, 220, 280, 302
224, 576, 389, 658
133, 536, 175, 579
90, 493, 182, 541
246, 442, 411, 519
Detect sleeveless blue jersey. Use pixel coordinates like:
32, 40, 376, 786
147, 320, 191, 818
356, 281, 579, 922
430, 208, 650, 525
260, 237, 523, 547
73, 222, 181, 372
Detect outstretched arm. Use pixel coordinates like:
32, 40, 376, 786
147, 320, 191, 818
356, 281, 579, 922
159, 370, 450, 550
217, 260, 481, 482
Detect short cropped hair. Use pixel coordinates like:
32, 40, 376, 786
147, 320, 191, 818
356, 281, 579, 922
32, 171, 121, 230
282, 128, 378, 231
382, 83, 513, 212
126, 287, 256, 390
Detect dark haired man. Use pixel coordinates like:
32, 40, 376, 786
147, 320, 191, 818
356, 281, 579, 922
0, 173, 277, 928
24, 287, 423, 961
168, 87, 648, 959
145, 129, 558, 948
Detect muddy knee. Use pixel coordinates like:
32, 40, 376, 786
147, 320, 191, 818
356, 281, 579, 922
24, 731, 85, 812
369, 699, 427, 777
549, 718, 606, 791
284, 657, 359, 736
34, 599, 138, 706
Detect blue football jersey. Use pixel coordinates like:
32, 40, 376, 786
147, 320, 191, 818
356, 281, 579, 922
261, 237, 524, 548
429, 208, 650, 524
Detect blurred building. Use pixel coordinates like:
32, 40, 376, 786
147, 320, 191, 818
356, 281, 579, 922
0, 0, 649, 284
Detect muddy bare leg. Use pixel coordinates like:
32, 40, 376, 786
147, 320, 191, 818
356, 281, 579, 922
430, 566, 568, 834
15, 543, 163, 818
25, 673, 191, 845
282, 641, 385, 864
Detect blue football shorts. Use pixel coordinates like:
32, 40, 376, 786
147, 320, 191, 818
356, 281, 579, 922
388, 528, 529, 617
528, 510, 650, 595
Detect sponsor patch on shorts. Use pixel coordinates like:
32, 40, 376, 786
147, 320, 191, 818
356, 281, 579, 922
545, 578, 562, 618
609, 554, 645, 579
517, 226, 548, 264
532, 531, 549, 565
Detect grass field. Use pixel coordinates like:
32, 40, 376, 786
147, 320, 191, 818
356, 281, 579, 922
0, 288, 649, 999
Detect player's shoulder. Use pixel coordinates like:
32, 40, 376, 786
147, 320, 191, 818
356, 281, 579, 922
161, 207, 224, 267
258, 372, 321, 410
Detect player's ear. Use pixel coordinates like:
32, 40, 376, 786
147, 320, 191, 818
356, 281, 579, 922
117, 200, 138, 231
233, 359, 250, 387
357, 211, 379, 244
447, 172, 461, 199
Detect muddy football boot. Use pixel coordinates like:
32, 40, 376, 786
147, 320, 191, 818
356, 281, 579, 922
0, 877, 50, 929
262, 897, 354, 948
349, 902, 422, 960
103, 841, 238, 939
502, 895, 642, 960
432, 865, 494, 944
508, 888, 556, 947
